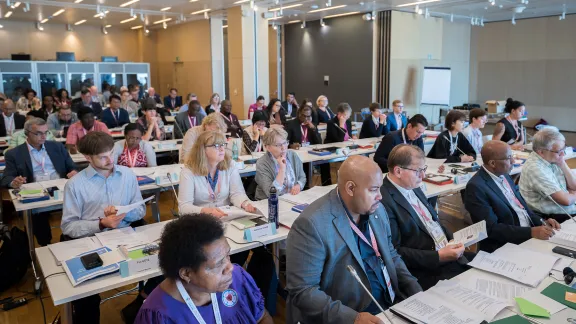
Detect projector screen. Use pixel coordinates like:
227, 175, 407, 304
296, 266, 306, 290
421, 67, 451, 106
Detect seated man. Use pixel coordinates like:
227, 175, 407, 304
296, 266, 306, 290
4, 110, 55, 154
286, 155, 422, 323
286, 105, 322, 149
374, 114, 428, 173
66, 107, 110, 154
163, 88, 182, 111
174, 100, 204, 139
0, 117, 77, 246
0, 99, 26, 137
71, 88, 103, 116
380, 144, 471, 290
61, 131, 146, 323
47, 105, 78, 138
100, 94, 130, 129
466, 140, 560, 253
519, 126, 576, 223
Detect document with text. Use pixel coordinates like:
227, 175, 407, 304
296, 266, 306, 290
455, 273, 533, 303
452, 220, 488, 247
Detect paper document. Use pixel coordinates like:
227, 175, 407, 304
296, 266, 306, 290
553, 257, 572, 272
465, 276, 532, 303
95, 227, 146, 249
251, 199, 300, 228
218, 205, 261, 221
49, 237, 102, 265
99, 249, 127, 266
134, 221, 170, 243
115, 196, 154, 215
452, 220, 488, 247
549, 229, 576, 250
468, 243, 559, 287
131, 167, 157, 177
22, 178, 69, 191
278, 184, 335, 205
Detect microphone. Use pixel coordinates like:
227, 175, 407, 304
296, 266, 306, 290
240, 134, 256, 159
173, 116, 186, 139
564, 267, 575, 285
442, 135, 467, 156
542, 192, 576, 225
346, 265, 389, 316
166, 172, 179, 218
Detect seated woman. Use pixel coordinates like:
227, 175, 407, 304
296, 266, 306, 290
179, 113, 227, 164
178, 130, 256, 216
255, 128, 306, 200
113, 123, 157, 167
359, 102, 387, 139
427, 109, 476, 163
138, 101, 165, 141
248, 95, 266, 119
493, 98, 526, 150
134, 214, 273, 324
265, 98, 286, 128
286, 105, 322, 149
242, 111, 268, 155
314, 95, 335, 125
16, 88, 41, 111
324, 102, 355, 144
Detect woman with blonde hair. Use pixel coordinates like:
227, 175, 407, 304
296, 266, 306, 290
205, 93, 221, 115
178, 131, 256, 217
179, 113, 227, 164
314, 95, 335, 124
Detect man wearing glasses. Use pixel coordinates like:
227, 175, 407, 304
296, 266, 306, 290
465, 140, 560, 253
519, 126, 576, 223
379, 144, 471, 289
0, 117, 78, 246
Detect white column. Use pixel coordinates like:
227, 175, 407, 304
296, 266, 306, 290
210, 17, 226, 99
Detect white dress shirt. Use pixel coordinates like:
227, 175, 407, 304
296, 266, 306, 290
395, 113, 403, 128
462, 126, 483, 155
483, 166, 532, 227
3, 113, 15, 135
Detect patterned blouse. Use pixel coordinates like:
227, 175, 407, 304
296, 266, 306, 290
117, 145, 148, 168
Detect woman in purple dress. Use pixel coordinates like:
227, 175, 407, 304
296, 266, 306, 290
135, 214, 274, 324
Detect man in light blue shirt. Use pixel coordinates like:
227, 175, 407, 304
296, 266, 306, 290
46, 106, 78, 138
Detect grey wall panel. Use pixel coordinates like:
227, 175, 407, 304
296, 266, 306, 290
99, 64, 124, 73
67, 63, 95, 73
544, 60, 576, 107
477, 61, 508, 101
37, 62, 66, 73
284, 14, 373, 111
125, 64, 148, 73
0, 62, 32, 73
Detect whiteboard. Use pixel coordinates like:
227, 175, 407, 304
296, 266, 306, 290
421, 67, 451, 106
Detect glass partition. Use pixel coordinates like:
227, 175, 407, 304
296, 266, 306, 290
127, 73, 148, 101
2, 74, 33, 102
39, 73, 66, 98
100, 73, 123, 90
69, 73, 94, 98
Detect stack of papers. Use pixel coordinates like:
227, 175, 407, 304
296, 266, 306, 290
455, 272, 533, 303
218, 206, 261, 221
48, 237, 102, 265
468, 243, 559, 287
278, 185, 335, 205
251, 199, 300, 228
452, 220, 488, 247
549, 229, 576, 249
95, 227, 147, 249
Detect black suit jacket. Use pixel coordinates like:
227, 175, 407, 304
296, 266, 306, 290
359, 117, 386, 139
427, 130, 476, 162
281, 101, 298, 118
465, 168, 542, 253
163, 96, 182, 110
71, 99, 103, 116
0, 141, 77, 188
286, 118, 322, 146
324, 116, 352, 144
0, 113, 26, 137
373, 129, 424, 173
100, 108, 130, 128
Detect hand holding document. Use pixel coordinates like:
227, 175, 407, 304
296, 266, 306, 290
218, 205, 260, 221
95, 227, 146, 249
452, 220, 488, 247
114, 196, 154, 215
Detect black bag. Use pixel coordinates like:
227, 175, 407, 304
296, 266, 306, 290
0, 225, 31, 292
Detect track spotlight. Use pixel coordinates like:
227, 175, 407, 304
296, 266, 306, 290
35, 21, 44, 31
301, 20, 306, 28
320, 18, 325, 26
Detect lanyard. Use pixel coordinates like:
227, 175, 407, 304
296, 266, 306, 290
124, 144, 139, 168
206, 172, 222, 203
501, 177, 525, 210
506, 117, 521, 141
219, 112, 231, 123
111, 109, 120, 126
188, 115, 196, 127
301, 125, 308, 142
176, 280, 222, 324
27, 143, 46, 174
448, 132, 458, 155
348, 219, 381, 259
5, 115, 14, 135
401, 128, 407, 144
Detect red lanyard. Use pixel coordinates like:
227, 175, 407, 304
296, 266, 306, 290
348, 219, 381, 259
27, 143, 46, 173
219, 112, 231, 123
501, 177, 525, 210
125, 144, 139, 168
5, 115, 14, 135
301, 125, 308, 142
411, 202, 431, 222
188, 116, 196, 127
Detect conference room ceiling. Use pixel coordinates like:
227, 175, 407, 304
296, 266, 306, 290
1, 0, 574, 29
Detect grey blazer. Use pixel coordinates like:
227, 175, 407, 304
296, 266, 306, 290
254, 150, 307, 200
286, 189, 422, 324
174, 110, 205, 139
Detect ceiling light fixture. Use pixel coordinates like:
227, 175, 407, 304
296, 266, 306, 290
272, 23, 277, 30
397, 0, 440, 8
560, 4, 566, 20
267, 16, 282, 20
5, 11, 13, 18
191, 8, 211, 14
163, 21, 167, 29
269, 4, 301, 11
511, 14, 516, 25
101, 26, 108, 34
121, 17, 137, 23
320, 18, 326, 26
301, 20, 306, 28
425, 8, 430, 19
324, 11, 360, 19
145, 28, 149, 33
287, 20, 300, 23
53, 9, 65, 16
74, 19, 86, 25
326, 0, 331, 7
131, 25, 142, 29
35, 21, 44, 30
160, 7, 171, 11
450, 13, 453, 22
11, 1, 20, 8
308, 4, 346, 13
105, 24, 111, 27
253, 4, 258, 11
23, 2, 29, 12
74, 0, 82, 3
204, 11, 209, 19
222, 24, 228, 28
120, 0, 139, 7
40, 18, 48, 23
154, 18, 172, 24
234, 0, 250, 3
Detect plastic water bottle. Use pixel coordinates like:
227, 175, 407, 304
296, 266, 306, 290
232, 140, 239, 161
268, 187, 279, 229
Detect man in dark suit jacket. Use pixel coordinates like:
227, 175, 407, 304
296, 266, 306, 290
99, 94, 130, 129
0, 99, 26, 137
465, 140, 560, 253
174, 100, 204, 139
286, 106, 321, 149
359, 102, 387, 139
1, 117, 77, 246
324, 103, 354, 144
374, 114, 428, 173
71, 89, 103, 116
286, 156, 421, 323
163, 88, 182, 111
385, 99, 407, 133
281, 92, 299, 118
380, 144, 472, 290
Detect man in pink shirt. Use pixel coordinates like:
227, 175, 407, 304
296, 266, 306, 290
66, 106, 110, 154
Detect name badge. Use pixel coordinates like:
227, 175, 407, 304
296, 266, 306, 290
381, 264, 395, 303
302, 142, 310, 147
430, 224, 448, 250
36, 173, 50, 182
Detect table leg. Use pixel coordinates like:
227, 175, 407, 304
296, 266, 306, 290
23, 210, 41, 287
151, 190, 161, 223
307, 162, 314, 188
61, 303, 73, 324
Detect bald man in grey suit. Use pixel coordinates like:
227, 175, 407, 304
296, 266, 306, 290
286, 156, 422, 324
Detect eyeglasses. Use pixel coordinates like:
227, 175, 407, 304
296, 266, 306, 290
205, 143, 228, 150
544, 147, 566, 155
270, 141, 289, 148
29, 131, 48, 137
400, 165, 428, 175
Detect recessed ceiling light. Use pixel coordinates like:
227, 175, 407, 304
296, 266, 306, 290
267, 16, 282, 20
120, 16, 137, 23
222, 25, 228, 28
0, 25, 3, 28
131, 25, 143, 29
94, 10, 109, 18
234, 0, 250, 3
40, 18, 49, 23
324, 11, 360, 19
160, 7, 171, 11
74, 0, 83, 3
120, 0, 139, 8
287, 20, 300, 23
5, 11, 13, 18
53, 9, 65, 16
74, 20, 86, 25
105, 24, 112, 28
154, 18, 172, 24
308, 4, 347, 13
13, 2, 21, 8
191, 8, 211, 15
269, 4, 302, 12
397, 0, 440, 8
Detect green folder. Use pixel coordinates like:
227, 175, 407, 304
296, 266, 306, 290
127, 249, 146, 259
514, 297, 550, 318
490, 315, 532, 324
540, 282, 576, 310
19, 189, 43, 195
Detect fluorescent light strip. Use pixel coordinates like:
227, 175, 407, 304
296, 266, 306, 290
308, 4, 347, 13
94, 10, 109, 17
397, 0, 440, 8
53, 9, 65, 16
40, 18, 49, 23
160, 7, 171, 11
325, 11, 360, 19
287, 20, 300, 23
154, 18, 172, 24
269, 4, 302, 12
234, 0, 250, 3
222, 25, 228, 28
120, 0, 139, 8
131, 25, 143, 29
4, 11, 13, 18
13, 2, 21, 8
120, 17, 137, 23
267, 16, 283, 20
191, 8, 211, 14
105, 24, 112, 28
74, 20, 86, 25
74, 0, 83, 3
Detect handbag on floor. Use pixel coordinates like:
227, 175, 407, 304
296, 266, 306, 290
0, 225, 31, 292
